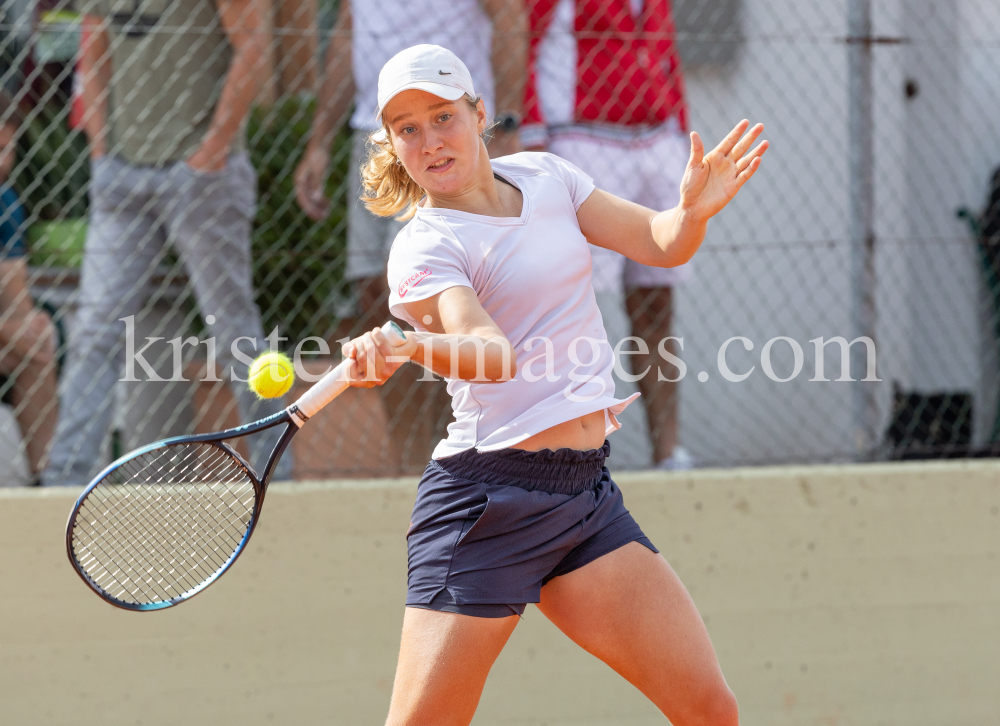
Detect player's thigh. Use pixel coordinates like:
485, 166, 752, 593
537, 542, 738, 726
386, 606, 518, 726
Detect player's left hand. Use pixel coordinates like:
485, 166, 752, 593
679, 120, 768, 222
342, 326, 418, 387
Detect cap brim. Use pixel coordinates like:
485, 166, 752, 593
377, 82, 468, 121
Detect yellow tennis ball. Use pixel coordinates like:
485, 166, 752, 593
248, 352, 295, 399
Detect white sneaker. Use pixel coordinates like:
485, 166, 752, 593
656, 446, 694, 471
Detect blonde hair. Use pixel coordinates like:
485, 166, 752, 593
361, 94, 482, 221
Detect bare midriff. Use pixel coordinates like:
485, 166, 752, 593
510, 409, 607, 453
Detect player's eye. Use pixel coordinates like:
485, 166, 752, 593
437, 113, 452, 123
400, 125, 416, 135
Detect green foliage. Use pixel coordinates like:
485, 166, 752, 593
27, 218, 87, 267
248, 96, 352, 341
14, 100, 90, 221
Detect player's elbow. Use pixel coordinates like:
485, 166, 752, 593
653, 238, 699, 268
488, 355, 517, 382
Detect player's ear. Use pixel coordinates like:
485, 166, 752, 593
476, 98, 487, 136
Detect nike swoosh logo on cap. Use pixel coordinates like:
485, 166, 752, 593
438, 70, 451, 75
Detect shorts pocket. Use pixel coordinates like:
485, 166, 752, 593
457, 497, 493, 545
456, 485, 588, 547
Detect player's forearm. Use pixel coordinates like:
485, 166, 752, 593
307, 6, 354, 153
406, 331, 516, 382
80, 18, 110, 158
484, 0, 526, 114
649, 206, 708, 267
200, 0, 268, 160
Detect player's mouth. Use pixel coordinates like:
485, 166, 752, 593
426, 158, 455, 173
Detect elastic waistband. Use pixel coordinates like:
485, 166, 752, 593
434, 441, 609, 496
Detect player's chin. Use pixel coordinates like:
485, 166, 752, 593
417, 168, 467, 194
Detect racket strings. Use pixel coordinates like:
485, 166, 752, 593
99, 449, 255, 592
78, 452, 245, 600
75, 454, 249, 603
70, 443, 257, 606
77, 449, 254, 603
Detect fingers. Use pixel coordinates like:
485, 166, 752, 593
688, 131, 705, 168
353, 332, 383, 383
370, 326, 409, 364
735, 140, 769, 173
713, 119, 750, 157
735, 156, 763, 189
729, 122, 765, 160
341, 327, 406, 387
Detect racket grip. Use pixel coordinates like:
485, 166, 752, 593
288, 321, 407, 425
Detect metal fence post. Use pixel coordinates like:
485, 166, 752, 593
848, 0, 878, 457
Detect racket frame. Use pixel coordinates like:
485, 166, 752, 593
65, 321, 405, 611
65, 410, 296, 611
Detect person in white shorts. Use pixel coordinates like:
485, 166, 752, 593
524, 0, 693, 469
293, 0, 527, 469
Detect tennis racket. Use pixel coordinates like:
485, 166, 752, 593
66, 321, 406, 611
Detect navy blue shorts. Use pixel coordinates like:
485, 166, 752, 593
406, 441, 658, 618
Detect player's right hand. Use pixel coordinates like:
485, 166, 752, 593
294, 146, 331, 221
341, 327, 415, 387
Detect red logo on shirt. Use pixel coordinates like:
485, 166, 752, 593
398, 268, 431, 298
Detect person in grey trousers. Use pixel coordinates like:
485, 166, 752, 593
43, 0, 292, 487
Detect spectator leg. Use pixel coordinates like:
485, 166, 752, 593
166, 154, 293, 480
626, 286, 678, 463
43, 197, 162, 487
7, 349, 58, 477
593, 288, 654, 470
0, 260, 58, 477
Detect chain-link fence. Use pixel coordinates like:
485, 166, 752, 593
1, 0, 998, 486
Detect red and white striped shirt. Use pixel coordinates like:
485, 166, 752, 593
523, 0, 688, 145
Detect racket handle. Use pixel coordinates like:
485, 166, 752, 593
288, 321, 407, 426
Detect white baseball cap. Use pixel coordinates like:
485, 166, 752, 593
376, 44, 477, 122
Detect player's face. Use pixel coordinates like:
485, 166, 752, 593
384, 89, 486, 197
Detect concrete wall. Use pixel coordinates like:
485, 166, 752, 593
2, 461, 998, 725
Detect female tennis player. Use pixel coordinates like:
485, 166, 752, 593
341, 44, 766, 726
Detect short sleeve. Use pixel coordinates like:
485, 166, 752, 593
386, 223, 475, 329
529, 152, 596, 210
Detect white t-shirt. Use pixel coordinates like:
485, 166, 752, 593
350, 0, 495, 132
387, 153, 640, 459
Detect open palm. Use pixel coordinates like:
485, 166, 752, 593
679, 120, 768, 222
